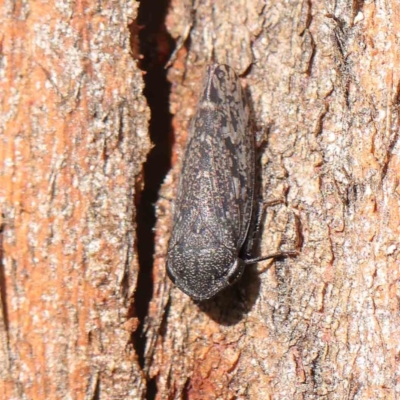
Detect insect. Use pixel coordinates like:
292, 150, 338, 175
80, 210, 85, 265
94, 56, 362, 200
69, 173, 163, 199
166, 64, 295, 301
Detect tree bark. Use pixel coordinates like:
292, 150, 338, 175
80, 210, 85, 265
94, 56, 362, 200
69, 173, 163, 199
0, 1, 150, 399
147, 0, 400, 399
2, 0, 400, 399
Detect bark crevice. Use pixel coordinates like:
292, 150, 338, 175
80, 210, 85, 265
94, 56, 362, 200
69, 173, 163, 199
133, 0, 174, 396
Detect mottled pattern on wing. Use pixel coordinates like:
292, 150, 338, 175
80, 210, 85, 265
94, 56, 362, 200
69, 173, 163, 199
169, 64, 254, 253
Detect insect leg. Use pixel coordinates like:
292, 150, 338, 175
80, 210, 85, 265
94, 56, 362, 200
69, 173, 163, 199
253, 198, 284, 235
242, 198, 284, 259
243, 250, 298, 265
242, 199, 298, 267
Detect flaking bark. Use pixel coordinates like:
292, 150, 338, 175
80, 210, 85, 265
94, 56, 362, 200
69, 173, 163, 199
0, 1, 150, 399
2, 0, 400, 399
147, 0, 400, 399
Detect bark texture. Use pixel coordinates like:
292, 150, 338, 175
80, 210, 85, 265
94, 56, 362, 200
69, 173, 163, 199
147, 0, 400, 399
2, 0, 400, 399
0, 0, 150, 399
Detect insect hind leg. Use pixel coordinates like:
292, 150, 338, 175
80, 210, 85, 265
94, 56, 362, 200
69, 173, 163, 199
241, 198, 284, 259
241, 198, 298, 267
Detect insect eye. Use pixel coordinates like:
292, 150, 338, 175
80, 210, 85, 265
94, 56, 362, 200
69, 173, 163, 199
226, 258, 245, 285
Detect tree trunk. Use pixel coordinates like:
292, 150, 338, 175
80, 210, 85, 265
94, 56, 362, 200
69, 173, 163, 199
1, 0, 399, 399
146, 0, 400, 399
0, 1, 150, 399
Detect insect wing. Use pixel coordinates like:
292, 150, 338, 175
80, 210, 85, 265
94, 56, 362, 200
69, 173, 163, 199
169, 64, 254, 254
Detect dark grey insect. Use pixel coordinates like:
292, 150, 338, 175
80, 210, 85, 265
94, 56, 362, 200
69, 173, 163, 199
167, 64, 294, 301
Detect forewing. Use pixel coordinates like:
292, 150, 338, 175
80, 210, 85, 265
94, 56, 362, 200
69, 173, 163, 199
169, 64, 254, 252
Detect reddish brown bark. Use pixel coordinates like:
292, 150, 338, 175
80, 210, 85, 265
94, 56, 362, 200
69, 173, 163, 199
0, 1, 150, 399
